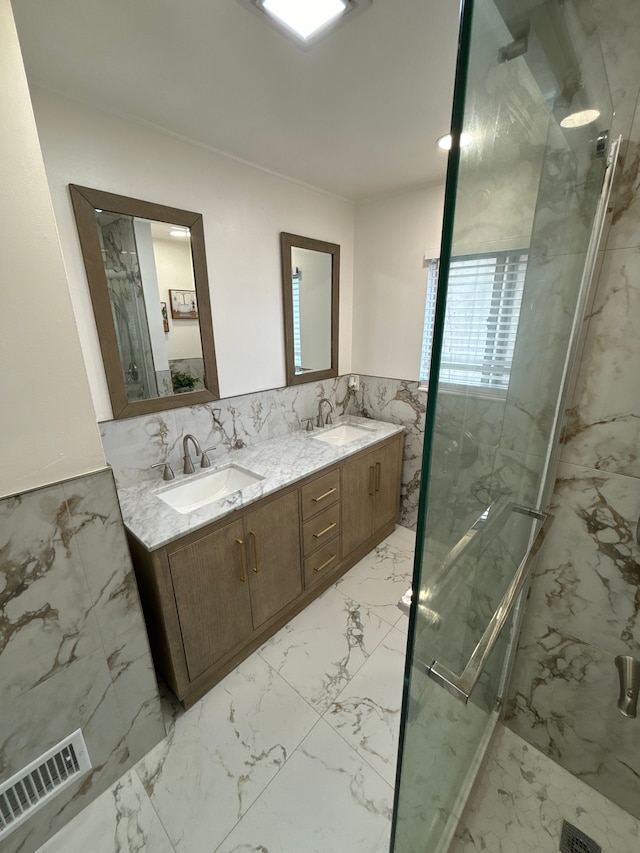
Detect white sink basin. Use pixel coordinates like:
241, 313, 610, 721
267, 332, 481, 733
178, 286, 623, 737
157, 465, 263, 514
312, 423, 375, 447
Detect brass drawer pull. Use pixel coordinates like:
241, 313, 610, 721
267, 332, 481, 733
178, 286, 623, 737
249, 530, 260, 573
314, 553, 337, 573
375, 461, 381, 493
369, 465, 375, 496
312, 487, 337, 503
313, 521, 337, 539
236, 538, 247, 583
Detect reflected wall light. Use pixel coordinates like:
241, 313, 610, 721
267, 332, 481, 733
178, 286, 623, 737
436, 132, 473, 150
560, 108, 600, 128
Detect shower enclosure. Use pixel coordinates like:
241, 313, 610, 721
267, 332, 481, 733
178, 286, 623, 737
391, 0, 617, 850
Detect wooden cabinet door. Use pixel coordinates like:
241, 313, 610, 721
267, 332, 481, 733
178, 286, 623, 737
246, 491, 302, 629
341, 450, 375, 557
372, 436, 402, 532
168, 518, 253, 682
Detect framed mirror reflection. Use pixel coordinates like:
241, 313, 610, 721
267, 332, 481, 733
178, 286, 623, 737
280, 232, 339, 386
69, 185, 219, 418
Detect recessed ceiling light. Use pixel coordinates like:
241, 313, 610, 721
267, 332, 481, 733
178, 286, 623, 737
436, 133, 472, 151
241, 0, 371, 48
262, 0, 346, 40
169, 228, 190, 237
560, 109, 600, 129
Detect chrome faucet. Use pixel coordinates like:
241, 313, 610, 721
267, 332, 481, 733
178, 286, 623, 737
317, 398, 334, 428
182, 434, 202, 474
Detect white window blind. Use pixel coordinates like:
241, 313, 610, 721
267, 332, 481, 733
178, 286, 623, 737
420, 250, 528, 392
292, 270, 302, 369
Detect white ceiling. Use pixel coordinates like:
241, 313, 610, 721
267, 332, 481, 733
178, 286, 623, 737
12, 0, 461, 201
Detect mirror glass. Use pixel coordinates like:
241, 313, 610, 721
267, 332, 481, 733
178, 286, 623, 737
70, 185, 219, 418
281, 232, 339, 386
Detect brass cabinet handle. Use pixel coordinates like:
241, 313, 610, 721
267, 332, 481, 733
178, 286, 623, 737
250, 530, 260, 573
312, 487, 337, 503
314, 553, 337, 573
236, 538, 247, 583
313, 521, 337, 539
369, 465, 375, 496
375, 461, 381, 493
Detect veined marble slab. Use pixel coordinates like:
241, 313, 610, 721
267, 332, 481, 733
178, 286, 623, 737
325, 626, 407, 785
214, 719, 393, 853
37, 768, 174, 853
258, 586, 392, 714
135, 653, 319, 853
118, 416, 403, 550
451, 724, 640, 853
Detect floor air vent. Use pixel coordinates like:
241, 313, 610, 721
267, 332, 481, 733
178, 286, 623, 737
0, 729, 91, 839
560, 820, 602, 853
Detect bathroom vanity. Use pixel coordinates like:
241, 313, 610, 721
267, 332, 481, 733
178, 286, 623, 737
121, 417, 404, 708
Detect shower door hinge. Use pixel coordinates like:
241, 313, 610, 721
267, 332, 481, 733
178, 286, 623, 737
596, 129, 610, 159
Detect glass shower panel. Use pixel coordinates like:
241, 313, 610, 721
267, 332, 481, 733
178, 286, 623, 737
391, 0, 613, 850
96, 211, 158, 400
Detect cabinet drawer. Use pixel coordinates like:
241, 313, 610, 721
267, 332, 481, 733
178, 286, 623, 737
304, 539, 341, 588
301, 469, 341, 519
302, 503, 341, 555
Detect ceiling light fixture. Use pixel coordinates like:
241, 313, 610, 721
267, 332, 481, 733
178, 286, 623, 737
169, 228, 190, 237
241, 0, 371, 49
262, 0, 347, 41
436, 132, 472, 151
560, 108, 600, 129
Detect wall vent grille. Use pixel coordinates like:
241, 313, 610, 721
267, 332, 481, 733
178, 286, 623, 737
560, 820, 602, 853
0, 729, 91, 840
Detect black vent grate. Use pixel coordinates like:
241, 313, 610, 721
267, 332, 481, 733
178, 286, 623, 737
560, 821, 602, 853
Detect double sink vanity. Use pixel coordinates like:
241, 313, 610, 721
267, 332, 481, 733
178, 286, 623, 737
68, 184, 404, 708
121, 416, 404, 708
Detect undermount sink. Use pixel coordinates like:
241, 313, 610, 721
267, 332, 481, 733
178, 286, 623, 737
157, 464, 264, 514
312, 423, 375, 447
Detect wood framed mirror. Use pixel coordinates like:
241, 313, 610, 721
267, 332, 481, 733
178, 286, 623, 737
281, 232, 339, 386
70, 185, 219, 419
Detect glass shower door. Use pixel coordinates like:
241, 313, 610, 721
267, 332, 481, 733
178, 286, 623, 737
391, 0, 615, 850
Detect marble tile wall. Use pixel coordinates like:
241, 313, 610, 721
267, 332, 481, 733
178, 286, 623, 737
505, 42, 640, 819
100, 372, 436, 531
348, 375, 506, 534
0, 468, 165, 852
101, 375, 354, 488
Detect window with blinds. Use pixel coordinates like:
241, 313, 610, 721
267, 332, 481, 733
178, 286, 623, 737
420, 250, 528, 392
292, 270, 302, 369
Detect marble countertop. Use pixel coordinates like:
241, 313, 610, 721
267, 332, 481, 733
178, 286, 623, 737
118, 416, 404, 551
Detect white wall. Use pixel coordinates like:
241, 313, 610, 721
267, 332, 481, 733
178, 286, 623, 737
292, 246, 332, 371
31, 90, 355, 420
352, 183, 445, 380
153, 237, 202, 360
0, 1, 104, 496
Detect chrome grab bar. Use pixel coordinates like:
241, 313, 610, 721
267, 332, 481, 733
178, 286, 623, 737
415, 511, 551, 704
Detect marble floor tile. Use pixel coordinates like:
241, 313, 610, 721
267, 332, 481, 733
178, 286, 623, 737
38, 769, 175, 853
335, 539, 415, 627
325, 626, 407, 785
451, 724, 640, 853
258, 585, 393, 714
214, 719, 394, 853
386, 524, 417, 553
135, 654, 319, 853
